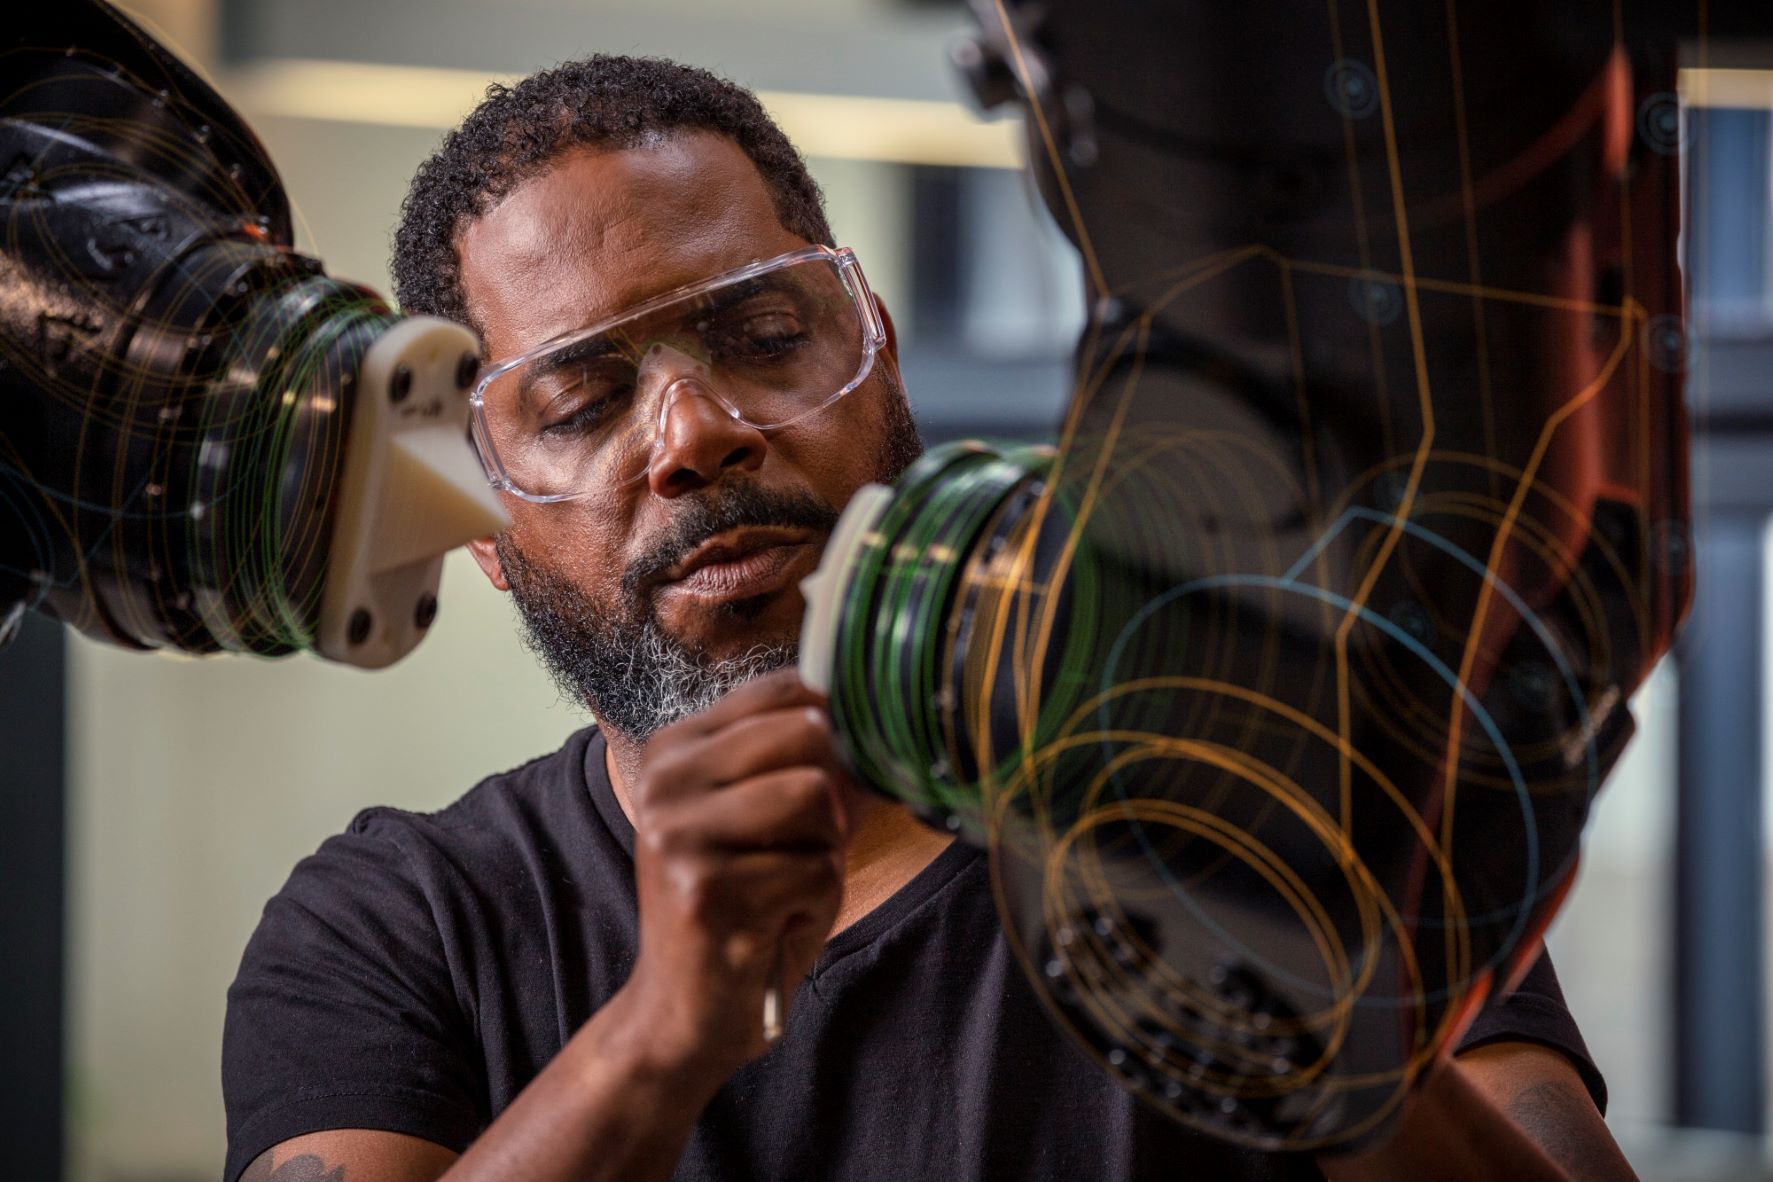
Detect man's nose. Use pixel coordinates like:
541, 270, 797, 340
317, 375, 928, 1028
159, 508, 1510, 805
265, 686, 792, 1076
646, 377, 767, 498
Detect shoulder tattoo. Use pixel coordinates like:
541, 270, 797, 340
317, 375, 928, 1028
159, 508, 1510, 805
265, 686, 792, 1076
239, 1152, 346, 1182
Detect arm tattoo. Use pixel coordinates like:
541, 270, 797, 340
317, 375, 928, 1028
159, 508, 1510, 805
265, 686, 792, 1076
1506, 1079, 1602, 1176
239, 1152, 347, 1182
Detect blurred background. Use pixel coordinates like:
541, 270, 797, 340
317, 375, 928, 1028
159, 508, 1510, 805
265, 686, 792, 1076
0, 1, 1770, 1179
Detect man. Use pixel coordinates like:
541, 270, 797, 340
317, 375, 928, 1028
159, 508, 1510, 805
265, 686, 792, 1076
225, 56, 1636, 1182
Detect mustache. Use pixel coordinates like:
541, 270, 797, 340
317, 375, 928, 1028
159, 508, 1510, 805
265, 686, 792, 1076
621, 480, 841, 599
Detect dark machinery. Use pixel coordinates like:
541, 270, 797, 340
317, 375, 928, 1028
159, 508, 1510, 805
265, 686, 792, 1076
0, 1, 502, 669
800, 0, 1701, 1150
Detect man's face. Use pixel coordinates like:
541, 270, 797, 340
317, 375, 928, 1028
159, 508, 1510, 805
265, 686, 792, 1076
458, 131, 921, 740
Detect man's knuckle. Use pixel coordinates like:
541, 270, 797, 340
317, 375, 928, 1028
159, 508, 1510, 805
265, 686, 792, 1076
647, 744, 689, 783
770, 669, 801, 697
785, 770, 831, 811
633, 774, 664, 809
682, 873, 725, 923
792, 706, 829, 744
643, 809, 701, 857
636, 823, 672, 860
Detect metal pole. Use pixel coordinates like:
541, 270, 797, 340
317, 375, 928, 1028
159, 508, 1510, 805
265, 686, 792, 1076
0, 614, 67, 1177
1674, 512, 1767, 1133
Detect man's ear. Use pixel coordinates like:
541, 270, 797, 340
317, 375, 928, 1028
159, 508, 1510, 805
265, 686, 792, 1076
467, 535, 511, 592
873, 294, 899, 363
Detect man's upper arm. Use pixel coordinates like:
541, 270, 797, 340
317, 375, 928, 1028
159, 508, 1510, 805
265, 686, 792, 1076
1455, 1041, 1637, 1182
225, 821, 485, 1180
238, 1130, 459, 1182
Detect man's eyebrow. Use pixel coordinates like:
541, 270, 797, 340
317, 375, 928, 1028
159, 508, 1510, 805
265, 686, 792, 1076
699, 276, 785, 318
517, 335, 623, 403
530, 335, 622, 376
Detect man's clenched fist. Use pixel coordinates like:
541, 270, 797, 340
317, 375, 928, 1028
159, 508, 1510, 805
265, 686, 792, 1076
621, 669, 854, 1075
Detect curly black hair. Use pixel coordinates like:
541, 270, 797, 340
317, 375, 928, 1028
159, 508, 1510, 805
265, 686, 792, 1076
391, 55, 834, 332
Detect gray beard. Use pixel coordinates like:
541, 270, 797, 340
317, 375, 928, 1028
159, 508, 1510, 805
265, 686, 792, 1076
494, 490, 818, 745
603, 619, 799, 736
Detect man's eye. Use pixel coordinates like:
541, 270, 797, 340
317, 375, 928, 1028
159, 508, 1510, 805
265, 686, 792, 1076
708, 312, 810, 361
539, 380, 631, 436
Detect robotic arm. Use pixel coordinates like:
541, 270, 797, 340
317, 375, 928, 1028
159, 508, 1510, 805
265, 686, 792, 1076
0, 0, 504, 668
803, 0, 1698, 1152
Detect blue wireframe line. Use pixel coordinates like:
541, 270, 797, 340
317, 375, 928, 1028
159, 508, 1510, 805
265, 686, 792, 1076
1087, 502, 1582, 1005
1100, 574, 1538, 1004
1284, 505, 1599, 798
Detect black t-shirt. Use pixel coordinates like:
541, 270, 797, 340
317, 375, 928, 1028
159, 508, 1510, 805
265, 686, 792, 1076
223, 726, 1605, 1182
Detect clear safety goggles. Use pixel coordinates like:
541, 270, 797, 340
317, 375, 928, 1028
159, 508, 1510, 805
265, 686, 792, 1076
470, 245, 886, 503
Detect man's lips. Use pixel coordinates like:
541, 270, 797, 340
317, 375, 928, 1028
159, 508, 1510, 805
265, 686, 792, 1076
659, 526, 821, 603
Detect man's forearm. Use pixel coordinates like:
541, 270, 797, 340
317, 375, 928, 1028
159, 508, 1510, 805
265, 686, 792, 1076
1317, 1057, 1571, 1182
440, 985, 725, 1182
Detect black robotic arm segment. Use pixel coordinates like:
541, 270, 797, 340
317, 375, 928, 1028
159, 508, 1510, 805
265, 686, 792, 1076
6, 0, 293, 244
807, 0, 1698, 1152
0, 1, 504, 666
